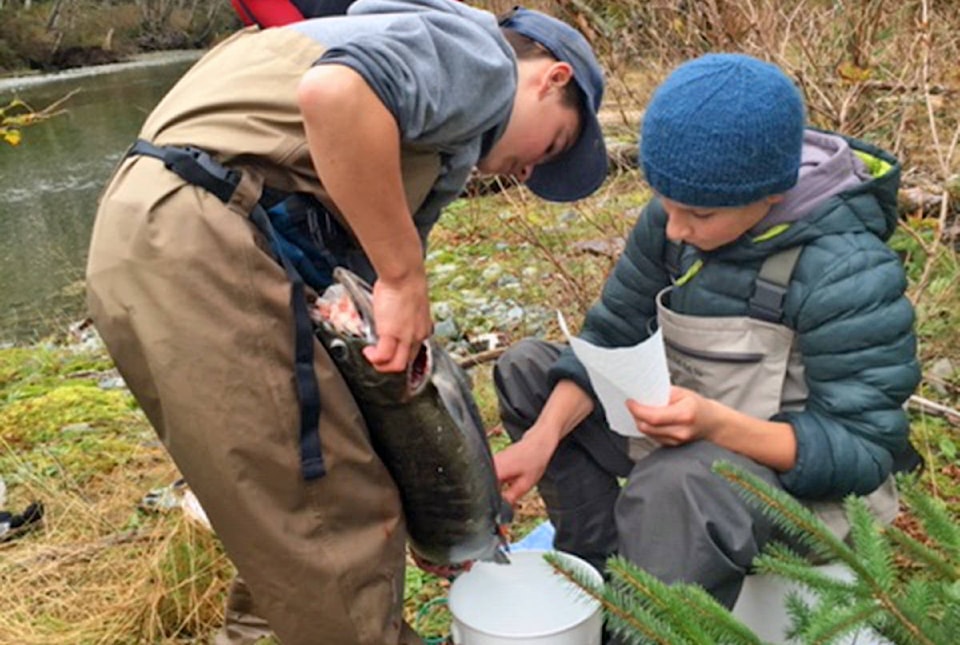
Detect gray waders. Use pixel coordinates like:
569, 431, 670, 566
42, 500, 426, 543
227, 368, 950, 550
495, 246, 899, 609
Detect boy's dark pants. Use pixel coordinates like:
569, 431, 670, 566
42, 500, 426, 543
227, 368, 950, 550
494, 339, 788, 609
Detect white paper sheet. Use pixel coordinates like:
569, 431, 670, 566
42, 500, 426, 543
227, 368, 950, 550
558, 312, 671, 438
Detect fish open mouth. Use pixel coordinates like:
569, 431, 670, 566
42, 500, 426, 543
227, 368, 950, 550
407, 341, 432, 396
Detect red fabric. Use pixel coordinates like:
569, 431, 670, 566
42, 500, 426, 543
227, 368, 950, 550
230, 0, 305, 27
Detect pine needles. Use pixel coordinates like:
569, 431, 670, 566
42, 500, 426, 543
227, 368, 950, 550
549, 462, 960, 644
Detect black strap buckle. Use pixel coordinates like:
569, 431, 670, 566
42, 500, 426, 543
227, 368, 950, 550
748, 278, 788, 323
128, 139, 239, 204
164, 146, 239, 203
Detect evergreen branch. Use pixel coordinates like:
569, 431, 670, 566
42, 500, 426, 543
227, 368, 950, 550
843, 512, 947, 644
712, 462, 851, 561
801, 599, 882, 645
898, 481, 960, 556
897, 578, 955, 642
606, 556, 717, 644
605, 585, 682, 645
753, 545, 858, 597
783, 591, 815, 636
545, 552, 679, 644
715, 462, 937, 645
671, 584, 766, 644
846, 497, 897, 592
606, 556, 765, 644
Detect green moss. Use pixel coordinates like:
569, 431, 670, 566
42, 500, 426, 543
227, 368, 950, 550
0, 345, 147, 485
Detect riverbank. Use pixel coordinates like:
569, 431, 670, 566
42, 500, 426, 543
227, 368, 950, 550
0, 49, 203, 94
0, 0, 236, 77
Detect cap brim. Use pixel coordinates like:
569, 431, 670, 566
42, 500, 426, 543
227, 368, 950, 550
525, 110, 607, 202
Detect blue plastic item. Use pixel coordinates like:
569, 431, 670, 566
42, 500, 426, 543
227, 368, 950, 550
510, 520, 556, 552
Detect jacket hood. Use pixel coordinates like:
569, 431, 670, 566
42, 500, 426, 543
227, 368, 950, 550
759, 130, 871, 229
713, 130, 901, 262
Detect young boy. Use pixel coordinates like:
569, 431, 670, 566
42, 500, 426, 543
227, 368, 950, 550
85, 1, 606, 643
493, 53, 921, 610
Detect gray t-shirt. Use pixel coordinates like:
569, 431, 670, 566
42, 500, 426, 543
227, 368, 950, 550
293, 0, 516, 243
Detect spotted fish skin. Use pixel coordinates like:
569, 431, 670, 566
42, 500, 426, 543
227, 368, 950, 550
312, 268, 509, 566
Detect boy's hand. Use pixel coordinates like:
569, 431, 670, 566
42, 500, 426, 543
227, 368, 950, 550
493, 429, 558, 505
626, 386, 722, 446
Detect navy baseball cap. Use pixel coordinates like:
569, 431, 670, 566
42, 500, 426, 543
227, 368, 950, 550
499, 7, 608, 202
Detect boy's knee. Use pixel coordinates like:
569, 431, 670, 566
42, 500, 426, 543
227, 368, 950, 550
495, 338, 554, 381
620, 443, 753, 510
493, 339, 557, 402
617, 442, 781, 531
494, 339, 560, 441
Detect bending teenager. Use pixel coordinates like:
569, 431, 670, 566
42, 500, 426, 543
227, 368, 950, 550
86, 1, 607, 643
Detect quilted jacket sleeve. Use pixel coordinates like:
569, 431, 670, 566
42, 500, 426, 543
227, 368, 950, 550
777, 235, 920, 499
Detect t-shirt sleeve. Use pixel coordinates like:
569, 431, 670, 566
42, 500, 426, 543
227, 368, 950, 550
316, 11, 514, 146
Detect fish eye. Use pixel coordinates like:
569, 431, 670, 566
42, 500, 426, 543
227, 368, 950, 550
328, 338, 350, 362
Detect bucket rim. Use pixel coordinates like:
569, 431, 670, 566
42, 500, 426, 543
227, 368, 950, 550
447, 549, 602, 639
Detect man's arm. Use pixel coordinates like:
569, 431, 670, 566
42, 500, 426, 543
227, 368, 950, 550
298, 64, 431, 372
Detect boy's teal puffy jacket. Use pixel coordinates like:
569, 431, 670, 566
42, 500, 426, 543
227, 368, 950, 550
550, 135, 920, 501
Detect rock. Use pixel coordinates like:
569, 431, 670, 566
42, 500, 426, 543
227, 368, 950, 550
573, 237, 626, 258
431, 300, 454, 321
481, 263, 503, 283
434, 318, 460, 341
929, 357, 956, 395
98, 375, 127, 390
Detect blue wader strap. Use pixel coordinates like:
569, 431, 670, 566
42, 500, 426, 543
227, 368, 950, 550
127, 139, 326, 480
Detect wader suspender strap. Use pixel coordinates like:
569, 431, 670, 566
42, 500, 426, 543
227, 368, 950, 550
127, 139, 326, 481
664, 240, 683, 282
665, 238, 803, 324
748, 246, 803, 323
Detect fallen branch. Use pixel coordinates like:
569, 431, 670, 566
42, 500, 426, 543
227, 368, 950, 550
821, 79, 957, 95
0, 529, 150, 572
457, 347, 507, 370
909, 394, 960, 424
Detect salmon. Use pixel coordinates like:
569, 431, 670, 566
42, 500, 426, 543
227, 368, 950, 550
311, 268, 510, 566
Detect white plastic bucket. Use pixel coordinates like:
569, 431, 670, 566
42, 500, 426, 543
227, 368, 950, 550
447, 549, 603, 645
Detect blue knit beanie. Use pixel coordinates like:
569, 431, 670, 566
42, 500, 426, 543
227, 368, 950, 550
640, 53, 805, 207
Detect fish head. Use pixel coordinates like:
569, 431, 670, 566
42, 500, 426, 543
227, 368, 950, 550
311, 268, 432, 405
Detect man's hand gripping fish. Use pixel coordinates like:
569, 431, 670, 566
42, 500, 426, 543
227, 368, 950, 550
311, 268, 511, 567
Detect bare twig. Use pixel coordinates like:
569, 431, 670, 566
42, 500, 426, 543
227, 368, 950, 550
457, 347, 507, 370
908, 394, 960, 424
0, 530, 150, 571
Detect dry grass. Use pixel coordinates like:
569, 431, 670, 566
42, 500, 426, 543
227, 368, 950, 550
0, 431, 232, 644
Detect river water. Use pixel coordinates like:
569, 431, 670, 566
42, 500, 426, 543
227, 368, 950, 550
0, 51, 202, 345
